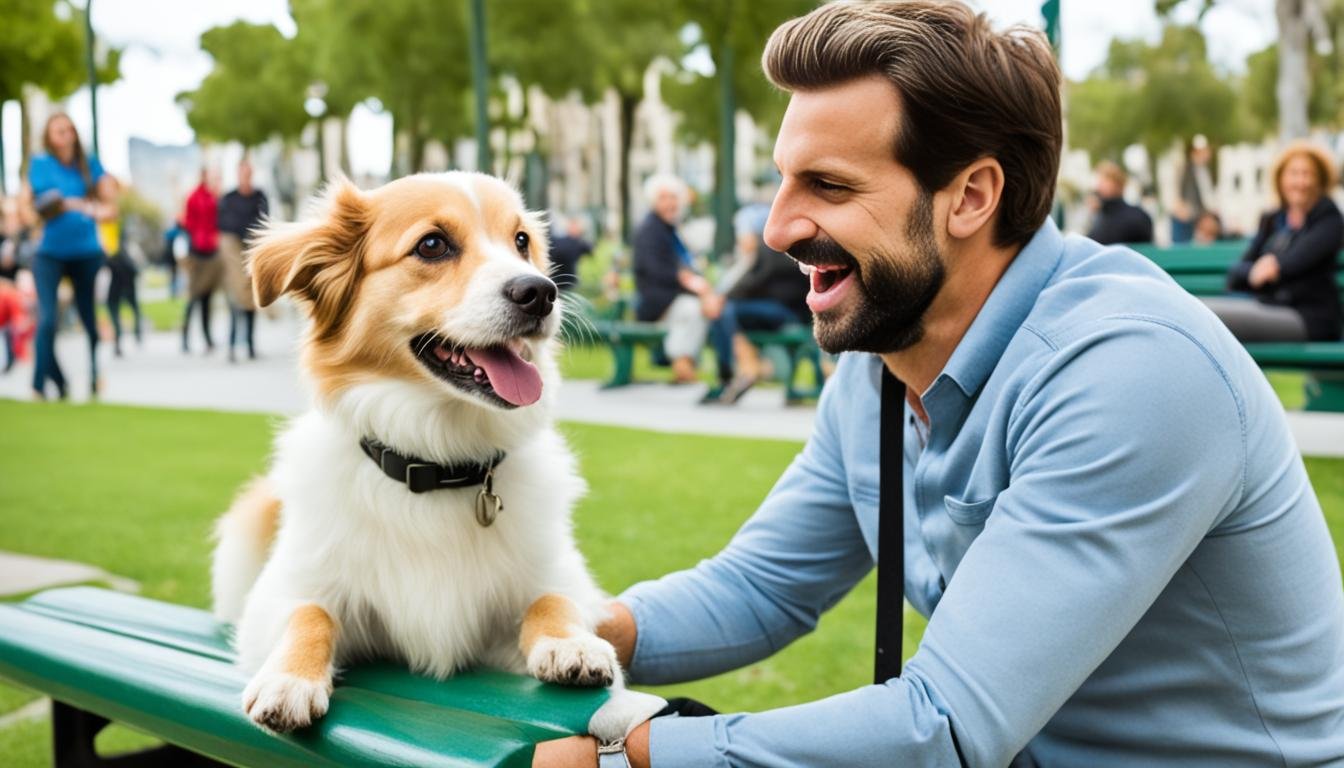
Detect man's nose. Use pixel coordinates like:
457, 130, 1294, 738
502, 275, 557, 318
762, 185, 817, 253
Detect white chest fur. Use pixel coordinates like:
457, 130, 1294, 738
234, 407, 598, 679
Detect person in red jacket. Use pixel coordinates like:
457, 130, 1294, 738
181, 168, 222, 353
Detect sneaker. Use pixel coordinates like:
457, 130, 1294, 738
699, 385, 727, 404
717, 375, 757, 405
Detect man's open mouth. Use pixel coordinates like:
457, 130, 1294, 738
808, 263, 855, 294
409, 333, 543, 408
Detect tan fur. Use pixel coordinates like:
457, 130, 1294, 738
279, 604, 336, 681
520, 594, 584, 656
221, 477, 281, 551
245, 175, 551, 406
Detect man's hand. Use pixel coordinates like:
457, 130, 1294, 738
597, 601, 637, 669
1249, 253, 1280, 288
532, 721, 652, 768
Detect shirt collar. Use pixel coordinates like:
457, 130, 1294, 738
937, 218, 1064, 400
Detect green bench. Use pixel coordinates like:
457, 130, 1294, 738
1130, 242, 1344, 412
0, 587, 606, 768
590, 299, 826, 404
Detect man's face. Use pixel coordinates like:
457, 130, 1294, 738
764, 76, 945, 355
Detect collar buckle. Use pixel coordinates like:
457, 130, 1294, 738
405, 463, 438, 494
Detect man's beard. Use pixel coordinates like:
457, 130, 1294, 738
791, 192, 945, 354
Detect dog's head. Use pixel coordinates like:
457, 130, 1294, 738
248, 172, 561, 421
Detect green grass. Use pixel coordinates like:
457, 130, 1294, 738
0, 400, 1339, 766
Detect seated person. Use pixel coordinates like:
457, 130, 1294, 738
1193, 211, 1225, 244
632, 174, 726, 385
549, 214, 593, 292
702, 209, 811, 404
1206, 141, 1343, 342
1086, 161, 1153, 245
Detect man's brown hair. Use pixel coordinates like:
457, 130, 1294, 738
763, 0, 1062, 248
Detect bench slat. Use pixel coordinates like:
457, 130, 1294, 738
0, 588, 608, 767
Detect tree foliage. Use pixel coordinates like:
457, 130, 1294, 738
177, 22, 309, 148
0, 0, 119, 104
1241, 3, 1344, 136
1067, 24, 1246, 161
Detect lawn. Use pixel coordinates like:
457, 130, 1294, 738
0, 399, 1340, 766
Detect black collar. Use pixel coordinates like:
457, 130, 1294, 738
359, 437, 505, 495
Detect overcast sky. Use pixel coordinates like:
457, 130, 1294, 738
1, 0, 1278, 192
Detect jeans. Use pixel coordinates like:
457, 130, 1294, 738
710, 299, 803, 383
33, 252, 104, 396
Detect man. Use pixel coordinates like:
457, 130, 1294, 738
1172, 134, 1217, 243
217, 159, 269, 362
537, 2, 1344, 766
549, 215, 594, 291
1085, 161, 1153, 245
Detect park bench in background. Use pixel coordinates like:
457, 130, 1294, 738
0, 587, 605, 768
589, 299, 826, 404
1130, 242, 1344, 412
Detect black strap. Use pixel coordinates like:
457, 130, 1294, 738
875, 368, 906, 684
358, 437, 504, 494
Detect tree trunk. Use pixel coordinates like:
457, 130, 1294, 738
1276, 0, 1312, 140
20, 95, 32, 181
389, 112, 402, 177
0, 101, 7, 196
339, 115, 352, 177
618, 90, 638, 244
714, 24, 737, 261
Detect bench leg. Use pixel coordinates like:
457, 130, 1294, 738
52, 701, 230, 768
1305, 372, 1344, 413
602, 342, 635, 389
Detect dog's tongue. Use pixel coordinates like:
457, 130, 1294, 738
466, 346, 543, 407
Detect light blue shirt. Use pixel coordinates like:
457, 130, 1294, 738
29, 153, 106, 259
620, 220, 1344, 767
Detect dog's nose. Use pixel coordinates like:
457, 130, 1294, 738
503, 276, 557, 318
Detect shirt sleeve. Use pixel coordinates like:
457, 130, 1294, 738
645, 320, 1246, 768
1275, 208, 1343, 281
89, 156, 105, 187
620, 359, 872, 685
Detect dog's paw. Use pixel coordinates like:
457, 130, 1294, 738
241, 671, 331, 733
589, 689, 668, 743
527, 633, 619, 687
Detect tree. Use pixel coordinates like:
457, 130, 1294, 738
177, 22, 309, 148
1159, 0, 1339, 139
0, 0, 120, 192
1067, 25, 1246, 162
584, 0, 682, 242
663, 0, 817, 256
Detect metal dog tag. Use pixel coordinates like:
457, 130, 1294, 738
475, 468, 503, 526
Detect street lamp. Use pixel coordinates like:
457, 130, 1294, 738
305, 84, 328, 184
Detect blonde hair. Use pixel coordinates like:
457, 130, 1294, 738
1270, 141, 1339, 208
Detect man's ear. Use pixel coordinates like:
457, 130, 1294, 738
946, 158, 1004, 241
247, 179, 369, 310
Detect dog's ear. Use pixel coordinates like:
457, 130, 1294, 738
247, 180, 369, 324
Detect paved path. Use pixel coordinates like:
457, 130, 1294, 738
0, 551, 137, 597
0, 309, 816, 441
4, 311, 1342, 454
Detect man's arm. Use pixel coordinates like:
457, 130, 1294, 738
635, 322, 1245, 767
614, 357, 874, 684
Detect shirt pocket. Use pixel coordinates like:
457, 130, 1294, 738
943, 493, 998, 526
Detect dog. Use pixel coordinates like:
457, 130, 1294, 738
210, 172, 663, 740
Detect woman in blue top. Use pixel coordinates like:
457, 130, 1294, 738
19, 113, 119, 400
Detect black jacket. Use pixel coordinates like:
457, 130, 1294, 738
217, 190, 269, 240
1228, 197, 1343, 341
1087, 197, 1153, 245
632, 212, 689, 322
727, 243, 810, 323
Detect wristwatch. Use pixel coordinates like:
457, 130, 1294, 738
598, 737, 631, 768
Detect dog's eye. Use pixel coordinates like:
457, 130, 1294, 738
514, 231, 530, 256
414, 233, 453, 261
